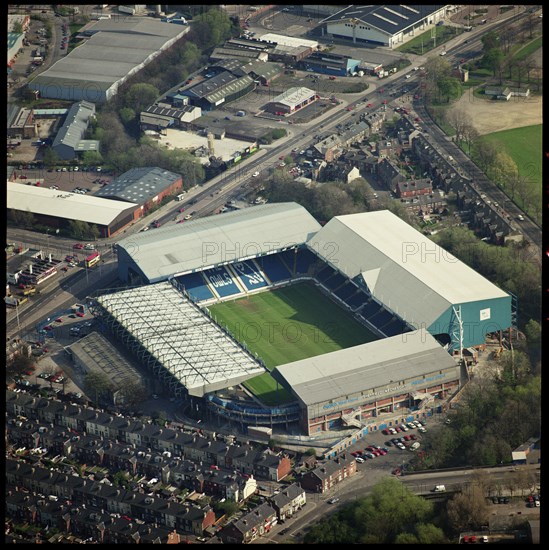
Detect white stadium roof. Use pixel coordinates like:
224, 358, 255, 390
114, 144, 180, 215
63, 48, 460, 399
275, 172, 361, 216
307, 210, 509, 328
94, 282, 265, 397
273, 331, 458, 407
7, 181, 138, 226
117, 202, 321, 283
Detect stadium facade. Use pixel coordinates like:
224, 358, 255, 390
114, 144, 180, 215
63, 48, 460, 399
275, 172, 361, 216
98, 203, 513, 435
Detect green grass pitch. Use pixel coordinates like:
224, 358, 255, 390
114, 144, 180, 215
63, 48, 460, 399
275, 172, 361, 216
208, 282, 379, 406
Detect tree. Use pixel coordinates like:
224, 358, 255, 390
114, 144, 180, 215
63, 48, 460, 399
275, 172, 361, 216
416, 523, 447, 544
446, 485, 489, 533
7, 353, 35, 379
474, 140, 498, 173
13, 21, 23, 33
117, 381, 148, 408
445, 109, 472, 144
84, 371, 111, 404
42, 147, 60, 167
124, 83, 159, 113
491, 151, 518, 191
82, 150, 103, 166
481, 31, 500, 52
119, 107, 136, 126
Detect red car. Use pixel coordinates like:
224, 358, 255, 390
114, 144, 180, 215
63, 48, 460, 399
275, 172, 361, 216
394, 426, 402, 432
55, 317, 63, 323
403, 434, 412, 441
346, 106, 354, 111
382, 428, 390, 435
73, 243, 84, 249
44, 325, 53, 331
366, 103, 373, 107
178, 207, 185, 213
76, 312, 85, 317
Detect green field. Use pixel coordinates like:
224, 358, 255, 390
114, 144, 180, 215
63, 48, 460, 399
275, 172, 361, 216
208, 283, 378, 405
480, 125, 542, 187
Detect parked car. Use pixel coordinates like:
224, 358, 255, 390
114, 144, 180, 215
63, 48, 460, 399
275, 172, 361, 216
328, 498, 339, 504
355, 457, 365, 463
73, 243, 84, 249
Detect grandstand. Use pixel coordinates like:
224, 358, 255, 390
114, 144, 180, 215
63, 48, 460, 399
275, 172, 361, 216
100, 204, 513, 436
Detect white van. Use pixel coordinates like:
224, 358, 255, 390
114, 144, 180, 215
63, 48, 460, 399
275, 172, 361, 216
433, 485, 446, 492
410, 442, 420, 451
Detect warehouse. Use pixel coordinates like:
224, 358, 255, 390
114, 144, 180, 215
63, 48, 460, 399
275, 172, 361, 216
51, 100, 98, 160
93, 167, 183, 212
27, 18, 189, 102
320, 5, 447, 48
299, 51, 361, 76
181, 71, 255, 110
265, 87, 317, 115
272, 331, 463, 435
7, 182, 138, 238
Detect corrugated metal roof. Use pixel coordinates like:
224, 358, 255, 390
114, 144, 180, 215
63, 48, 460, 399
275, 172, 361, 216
307, 210, 509, 328
269, 87, 316, 108
52, 101, 95, 150
94, 166, 180, 204
117, 202, 321, 283
273, 332, 458, 406
7, 181, 137, 226
322, 5, 445, 36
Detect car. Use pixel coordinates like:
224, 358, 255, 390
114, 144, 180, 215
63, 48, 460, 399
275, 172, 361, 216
407, 422, 416, 429
61, 266, 69, 272
394, 426, 402, 433
517, 214, 525, 221
327, 498, 339, 504
75, 311, 85, 317
385, 440, 394, 447
463, 535, 470, 543
84, 243, 95, 250
391, 438, 400, 445
391, 468, 402, 476
178, 207, 185, 213
405, 74, 411, 79
409, 434, 418, 440
396, 443, 406, 450
151, 221, 161, 228
481, 536, 489, 543
378, 449, 387, 456
73, 243, 84, 249
400, 425, 409, 432
351, 451, 361, 457
403, 434, 412, 441
382, 428, 390, 435
470, 536, 477, 543
252, 171, 260, 177
365, 452, 375, 459
224, 116, 231, 120
413, 420, 423, 427
418, 426, 427, 433
355, 457, 365, 463
184, 213, 192, 220
152, 394, 159, 400
55, 317, 63, 323
389, 427, 397, 434
492, 496, 499, 504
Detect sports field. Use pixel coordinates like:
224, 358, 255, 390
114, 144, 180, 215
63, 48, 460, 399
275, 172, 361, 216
208, 282, 378, 405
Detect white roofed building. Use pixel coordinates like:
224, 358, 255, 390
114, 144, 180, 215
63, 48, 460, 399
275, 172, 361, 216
265, 87, 317, 115
7, 182, 138, 237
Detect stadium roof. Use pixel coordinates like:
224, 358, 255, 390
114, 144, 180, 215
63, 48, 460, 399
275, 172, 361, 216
321, 5, 446, 35
272, 332, 457, 407
28, 19, 188, 99
117, 202, 321, 283
307, 210, 509, 327
94, 166, 181, 204
269, 87, 316, 108
7, 181, 138, 226
94, 282, 265, 397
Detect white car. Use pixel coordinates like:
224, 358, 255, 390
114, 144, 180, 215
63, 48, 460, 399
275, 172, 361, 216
418, 426, 427, 433
407, 422, 416, 429
252, 171, 260, 177
400, 425, 409, 432
389, 427, 397, 435
405, 74, 411, 79
355, 457, 365, 463
517, 214, 525, 221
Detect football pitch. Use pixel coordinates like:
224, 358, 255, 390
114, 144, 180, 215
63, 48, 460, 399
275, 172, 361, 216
208, 282, 379, 405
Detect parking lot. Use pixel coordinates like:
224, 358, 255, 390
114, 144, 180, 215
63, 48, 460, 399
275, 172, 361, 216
10, 167, 112, 192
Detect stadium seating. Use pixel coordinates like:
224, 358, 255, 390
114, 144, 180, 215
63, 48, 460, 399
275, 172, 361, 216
202, 266, 243, 298
382, 318, 410, 337
279, 248, 318, 276
230, 260, 269, 291
256, 254, 292, 283
334, 282, 358, 302
344, 291, 370, 310
175, 272, 215, 302
324, 271, 348, 291
368, 308, 394, 328
361, 299, 383, 319
315, 264, 336, 284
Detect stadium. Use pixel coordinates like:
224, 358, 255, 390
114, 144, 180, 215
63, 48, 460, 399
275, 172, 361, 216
90, 203, 513, 436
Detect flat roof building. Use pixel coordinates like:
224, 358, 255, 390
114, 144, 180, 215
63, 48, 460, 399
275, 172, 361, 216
265, 87, 317, 115
28, 18, 189, 102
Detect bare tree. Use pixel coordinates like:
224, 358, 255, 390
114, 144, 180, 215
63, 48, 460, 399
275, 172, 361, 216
447, 485, 489, 532
462, 123, 479, 155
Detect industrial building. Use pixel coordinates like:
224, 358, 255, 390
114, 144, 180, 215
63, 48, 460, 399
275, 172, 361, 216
51, 101, 98, 160
7, 182, 138, 238
98, 204, 512, 435
320, 5, 447, 48
299, 51, 361, 76
27, 18, 189, 102
181, 71, 255, 111
93, 167, 183, 212
265, 87, 318, 115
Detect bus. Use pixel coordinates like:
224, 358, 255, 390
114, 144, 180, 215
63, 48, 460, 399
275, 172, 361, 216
85, 251, 101, 268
